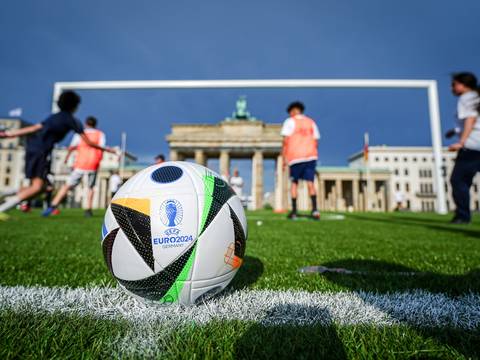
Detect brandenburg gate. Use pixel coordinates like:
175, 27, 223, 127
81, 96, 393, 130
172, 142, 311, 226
166, 97, 391, 212
166, 97, 287, 210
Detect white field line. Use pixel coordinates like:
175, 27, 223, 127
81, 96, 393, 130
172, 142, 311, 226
0, 285, 479, 329
248, 214, 346, 221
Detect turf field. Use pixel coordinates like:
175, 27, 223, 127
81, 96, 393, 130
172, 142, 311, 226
0, 209, 479, 359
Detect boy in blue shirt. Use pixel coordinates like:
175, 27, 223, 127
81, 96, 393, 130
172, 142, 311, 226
0, 91, 113, 220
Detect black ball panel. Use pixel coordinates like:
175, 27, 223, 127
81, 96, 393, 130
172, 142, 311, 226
151, 166, 183, 183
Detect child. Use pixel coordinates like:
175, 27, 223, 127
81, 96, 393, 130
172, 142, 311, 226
281, 101, 321, 220
0, 91, 114, 220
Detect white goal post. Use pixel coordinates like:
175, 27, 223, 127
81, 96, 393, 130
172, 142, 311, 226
52, 79, 447, 214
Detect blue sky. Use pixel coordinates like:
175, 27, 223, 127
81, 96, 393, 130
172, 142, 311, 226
1, 0, 479, 193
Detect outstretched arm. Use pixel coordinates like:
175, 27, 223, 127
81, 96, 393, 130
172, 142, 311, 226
0, 123, 42, 138
449, 117, 477, 151
64, 146, 77, 164
80, 133, 117, 153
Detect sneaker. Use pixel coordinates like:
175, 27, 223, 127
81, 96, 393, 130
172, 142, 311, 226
311, 210, 321, 220
19, 203, 31, 213
51, 208, 60, 216
287, 211, 298, 220
450, 217, 470, 225
42, 207, 57, 217
84, 209, 93, 218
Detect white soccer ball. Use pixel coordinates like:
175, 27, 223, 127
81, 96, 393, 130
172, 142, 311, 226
101, 161, 247, 305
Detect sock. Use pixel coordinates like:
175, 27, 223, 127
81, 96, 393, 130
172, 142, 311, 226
0, 196, 21, 212
292, 198, 297, 213
311, 195, 317, 211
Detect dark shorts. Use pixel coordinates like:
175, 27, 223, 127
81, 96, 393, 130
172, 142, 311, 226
290, 160, 316, 183
25, 152, 51, 180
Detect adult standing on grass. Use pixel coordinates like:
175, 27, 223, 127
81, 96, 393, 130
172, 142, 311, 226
281, 101, 320, 220
42, 116, 109, 218
448, 72, 480, 224
109, 170, 122, 200
0, 91, 114, 221
229, 168, 244, 198
394, 190, 404, 211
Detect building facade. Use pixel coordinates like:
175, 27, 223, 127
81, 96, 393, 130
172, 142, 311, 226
349, 146, 480, 212
313, 166, 390, 212
0, 118, 30, 191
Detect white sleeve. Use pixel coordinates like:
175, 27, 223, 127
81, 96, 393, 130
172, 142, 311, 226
458, 94, 480, 119
70, 134, 80, 147
281, 118, 295, 137
313, 122, 320, 140
99, 132, 106, 147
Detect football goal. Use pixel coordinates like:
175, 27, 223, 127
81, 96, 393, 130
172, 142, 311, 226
51, 79, 446, 214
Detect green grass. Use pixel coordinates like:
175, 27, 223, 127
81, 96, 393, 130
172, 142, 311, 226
1, 209, 479, 359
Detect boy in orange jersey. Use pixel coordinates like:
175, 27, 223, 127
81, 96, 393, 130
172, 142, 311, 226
281, 101, 320, 220
43, 116, 108, 217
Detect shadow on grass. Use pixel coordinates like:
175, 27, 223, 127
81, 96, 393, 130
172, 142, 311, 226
321, 258, 480, 358
320, 258, 480, 294
235, 305, 346, 360
348, 213, 480, 239
229, 256, 264, 290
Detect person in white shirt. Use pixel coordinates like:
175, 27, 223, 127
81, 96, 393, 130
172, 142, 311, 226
229, 168, 244, 198
448, 72, 480, 224
394, 190, 404, 211
109, 171, 122, 199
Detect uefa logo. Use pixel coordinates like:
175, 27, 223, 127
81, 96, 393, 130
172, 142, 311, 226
160, 199, 183, 227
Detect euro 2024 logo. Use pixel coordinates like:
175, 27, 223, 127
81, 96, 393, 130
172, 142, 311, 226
156, 199, 193, 247
160, 199, 183, 228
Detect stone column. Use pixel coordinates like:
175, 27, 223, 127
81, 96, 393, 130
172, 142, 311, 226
96, 176, 105, 208
329, 181, 336, 211
335, 179, 343, 211
359, 192, 365, 211
274, 154, 285, 212
219, 150, 230, 178
194, 149, 207, 166
313, 174, 320, 210
352, 179, 359, 211
251, 150, 264, 210
169, 149, 178, 161
169, 149, 184, 161
362, 181, 368, 211
101, 177, 108, 207
379, 184, 386, 211
318, 178, 325, 211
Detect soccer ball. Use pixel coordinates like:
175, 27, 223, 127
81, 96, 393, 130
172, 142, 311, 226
101, 161, 247, 305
